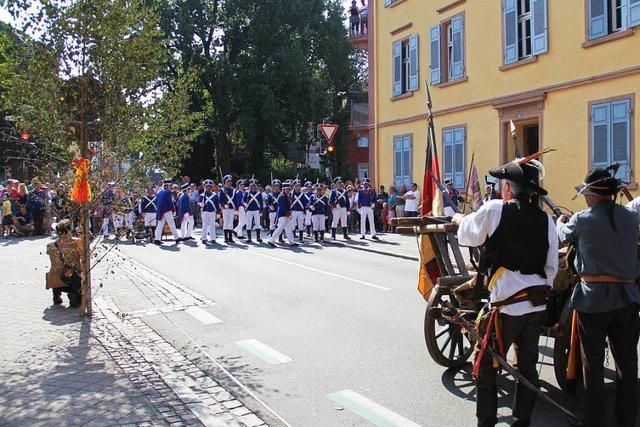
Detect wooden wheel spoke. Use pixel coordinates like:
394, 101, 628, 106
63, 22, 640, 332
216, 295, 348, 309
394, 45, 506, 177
449, 333, 459, 359
440, 334, 452, 353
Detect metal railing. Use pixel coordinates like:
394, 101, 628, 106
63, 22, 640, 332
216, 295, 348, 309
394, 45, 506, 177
350, 102, 369, 127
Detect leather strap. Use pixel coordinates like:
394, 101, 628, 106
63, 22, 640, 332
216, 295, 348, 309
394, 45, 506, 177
581, 274, 635, 284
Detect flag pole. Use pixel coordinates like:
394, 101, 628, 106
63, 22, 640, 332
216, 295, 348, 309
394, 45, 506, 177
462, 150, 475, 214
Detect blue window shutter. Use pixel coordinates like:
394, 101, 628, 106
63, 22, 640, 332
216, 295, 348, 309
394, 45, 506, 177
503, 0, 518, 64
443, 129, 454, 183
531, 0, 548, 55
393, 137, 402, 187
404, 136, 413, 185
392, 41, 402, 96
611, 99, 632, 182
591, 103, 610, 169
450, 16, 465, 80
408, 34, 419, 91
630, 0, 640, 28
429, 25, 441, 85
453, 127, 465, 189
589, 0, 608, 40
384, 0, 392, 6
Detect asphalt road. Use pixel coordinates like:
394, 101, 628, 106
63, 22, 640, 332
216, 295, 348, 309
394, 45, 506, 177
115, 231, 586, 427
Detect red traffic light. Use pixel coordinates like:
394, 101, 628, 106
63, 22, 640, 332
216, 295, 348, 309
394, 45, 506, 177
20, 131, 31, 141
327, 145, 335, 153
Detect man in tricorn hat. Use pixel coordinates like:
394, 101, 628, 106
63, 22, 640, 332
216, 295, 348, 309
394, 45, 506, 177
452, 158, 559, 427
557, 165, 640, 427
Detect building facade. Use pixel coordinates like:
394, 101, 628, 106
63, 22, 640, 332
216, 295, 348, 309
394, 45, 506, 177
370, 0, 640, 208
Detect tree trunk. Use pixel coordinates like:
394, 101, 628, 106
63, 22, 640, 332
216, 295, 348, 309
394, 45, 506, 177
216, 128, 231, 175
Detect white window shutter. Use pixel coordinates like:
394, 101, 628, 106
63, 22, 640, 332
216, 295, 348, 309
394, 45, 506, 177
591, 103, 610, 168
443, 129, 454, 183
450, 16, 465, 80
611, 99, 632, 182
630, 0, 640, 28
453, 127, 465, 189
392, 41, 402, 96
429, 25, 441, 85
408, 34, 419, 91
503, 0, 518, 64
589, 0, 608, 40
531, 0, 548, 55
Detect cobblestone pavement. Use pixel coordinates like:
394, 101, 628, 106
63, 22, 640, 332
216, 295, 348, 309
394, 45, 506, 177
0, 238, 267, 427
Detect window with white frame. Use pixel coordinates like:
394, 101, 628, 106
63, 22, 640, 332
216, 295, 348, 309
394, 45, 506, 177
357, 136, 369, 148
591, 98, 632, 181
503, 0, 548, 65
358, 163, 369, 179
430, 14, 465, 85
588, 0, 640, 40
443, 126, 466, 189
393, 135, 412, 187
392, 34, 419, 96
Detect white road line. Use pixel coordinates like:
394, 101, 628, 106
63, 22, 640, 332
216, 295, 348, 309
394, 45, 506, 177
185, 307, 223, 325
327, 389, 421, 427
249, 251, 391, 291
236, 339, 293, 365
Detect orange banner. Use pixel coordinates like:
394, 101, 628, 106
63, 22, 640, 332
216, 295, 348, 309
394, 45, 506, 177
71, 158, 92, 203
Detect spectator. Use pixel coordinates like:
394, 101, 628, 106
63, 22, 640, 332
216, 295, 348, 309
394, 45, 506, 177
374, 185, 388, 231
51, 184, 70, 221
18, 182, 29, 207
403, 183, 420, 217
189, 183, 200, 227
46, 219, 82, 307
1, 193, 13, 237
396, 184, 407, 218
30, 179, 48, 235
387, 186, 398, 231
443, 178, 464, 216
381, 202, 389, 232
13, 204, 35, 235
349, 0, 360, 37
360, 0, 368, 35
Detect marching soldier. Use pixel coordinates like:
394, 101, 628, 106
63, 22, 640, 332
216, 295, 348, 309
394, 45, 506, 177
154, 179, 180, 245
357, 178, 378, 240
233, 179, 248, 239
290, 179, 307, 243
139, 185, 157, 242
219, 175, 239, 243
244, 178, 264, 243
177, 183, 194, 241
304, 181, 314, 237
557, 166, 640, 427
268, 180, 297, 247
267, 179, 281, 236
309, 184, 330, 242
444, 178, 465, 216
452, 159, 558, 427
330, 177, 351, 240
198, 179, 220, 244
113, 191, 135, 240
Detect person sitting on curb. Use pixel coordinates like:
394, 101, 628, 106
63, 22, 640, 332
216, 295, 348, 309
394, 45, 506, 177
13, 204, 35, 236
46, 219, 82, 307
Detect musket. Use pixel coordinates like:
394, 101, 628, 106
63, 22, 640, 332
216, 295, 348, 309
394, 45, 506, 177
218, 166, 224, 184
509, 121, 564, 218
431, 171, 459, 215
431, 304, 581, 424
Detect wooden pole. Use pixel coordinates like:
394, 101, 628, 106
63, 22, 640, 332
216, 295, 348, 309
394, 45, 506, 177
461, 151, 475, 214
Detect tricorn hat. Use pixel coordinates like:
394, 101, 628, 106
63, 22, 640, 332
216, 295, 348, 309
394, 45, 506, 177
574, 164, 623, 199
489, 159, 548, 196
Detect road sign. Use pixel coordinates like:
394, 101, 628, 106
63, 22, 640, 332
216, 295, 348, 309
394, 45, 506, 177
319, 124, 339, 144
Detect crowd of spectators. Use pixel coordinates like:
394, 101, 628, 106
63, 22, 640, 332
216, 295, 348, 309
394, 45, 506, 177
348, 0, 368, 37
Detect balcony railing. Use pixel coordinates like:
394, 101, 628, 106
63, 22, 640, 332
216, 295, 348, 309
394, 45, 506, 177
350, 102, 369, 127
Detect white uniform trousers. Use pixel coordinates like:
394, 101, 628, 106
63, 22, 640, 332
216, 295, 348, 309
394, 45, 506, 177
101, 215, 111, 236
305, 210, 312, 227
359, 206, 377, 237
180, 213, 194, 239
222, 208, 235, 230
143, 212, 157, 227
233, 206, 247, 237
114, 212, 134, 230
269, 216, 295, 244
311, 214, 326, 231
201, 211, 217, 242
245, 210, 262, 230
291, 210, 305, 231
154, 211, 179, 241
331, 206, 348, 228
269, 211, 277, 230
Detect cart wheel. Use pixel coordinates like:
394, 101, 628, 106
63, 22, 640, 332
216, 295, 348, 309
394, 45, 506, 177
553, 306, 580, 394
425, 289, 474, 368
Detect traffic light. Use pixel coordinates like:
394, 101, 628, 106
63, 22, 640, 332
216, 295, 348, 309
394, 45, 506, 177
20, 130, 31, 142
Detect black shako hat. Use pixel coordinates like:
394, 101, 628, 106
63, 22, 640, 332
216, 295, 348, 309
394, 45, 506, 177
574, 165, 623, 198
489, 160, 548, 196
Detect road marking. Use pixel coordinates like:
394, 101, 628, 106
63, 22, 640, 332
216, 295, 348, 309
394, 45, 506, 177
236, 339, 293, 365
250, 252, 391, 291
326, 390, 421, 427
185, 307, 223, 325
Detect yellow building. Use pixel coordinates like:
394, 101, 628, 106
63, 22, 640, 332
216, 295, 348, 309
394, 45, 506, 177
365, 0, 640, 209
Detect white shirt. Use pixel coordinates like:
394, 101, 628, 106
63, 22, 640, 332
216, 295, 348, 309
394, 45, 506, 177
626, 196, 640, 221
404, 190, 419, 212
455, 199, 559, 316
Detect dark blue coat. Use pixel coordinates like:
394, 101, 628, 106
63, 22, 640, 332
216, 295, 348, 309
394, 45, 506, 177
244, 191, 264, 211
156, 188, 174, 220
310, 195, 330, 215
330, 189, 349, 208
140, 195, 157, 214
276, 192, 292, 218
177, 193, 192, 219
290, 191, 307, 212
358, 188, 376, 208
199, 191, 220, 212
219, 187, 240, 209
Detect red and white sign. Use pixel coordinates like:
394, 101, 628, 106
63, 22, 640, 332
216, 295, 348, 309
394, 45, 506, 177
319, 124, 339, 144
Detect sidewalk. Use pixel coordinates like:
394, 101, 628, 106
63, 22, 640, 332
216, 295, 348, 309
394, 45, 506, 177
0, 237, 267, 427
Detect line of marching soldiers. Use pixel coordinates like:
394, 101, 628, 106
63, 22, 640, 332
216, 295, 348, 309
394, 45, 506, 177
98, 175, 381, 247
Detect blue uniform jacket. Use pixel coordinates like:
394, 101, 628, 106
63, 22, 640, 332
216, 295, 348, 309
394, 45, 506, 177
177, 193, 192, 218
219, 187, 240, 209
310, 195, 330, 215
156, 188, 174, 220
244, 191, 264, 211
357, 188, 377, 208
267, 192, 280, 212
276, 193, 292, 218
330, 189, 349, 208
140, 195, 157, 214
290, 191, 307, 212
199, 191, 220, 212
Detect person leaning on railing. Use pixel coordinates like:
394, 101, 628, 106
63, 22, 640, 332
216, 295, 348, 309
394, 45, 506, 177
349, 0, 360, 37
